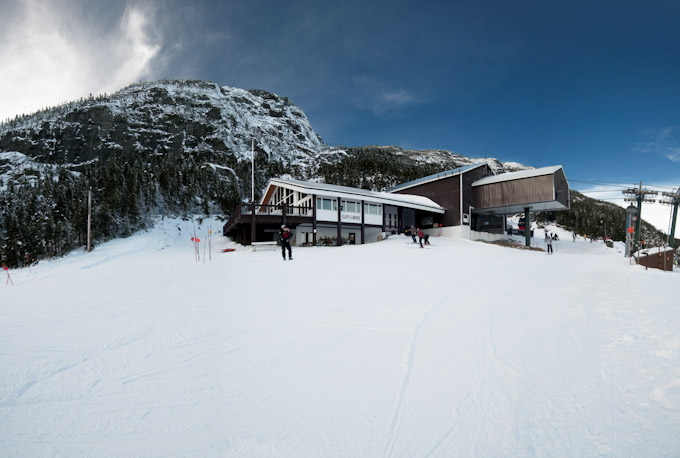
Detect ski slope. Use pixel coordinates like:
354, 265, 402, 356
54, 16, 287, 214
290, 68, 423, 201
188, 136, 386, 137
1, 218, 679, 457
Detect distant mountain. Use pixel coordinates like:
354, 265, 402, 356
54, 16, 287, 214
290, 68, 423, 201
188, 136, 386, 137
0, 79, 667, 267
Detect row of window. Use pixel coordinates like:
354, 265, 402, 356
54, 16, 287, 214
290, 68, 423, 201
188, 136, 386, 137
315, 198, 383, 216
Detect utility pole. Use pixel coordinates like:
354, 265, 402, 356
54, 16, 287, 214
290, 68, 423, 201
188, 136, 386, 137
659, 187, 680, 248
622, 181, 657, 255
251, 140, 255, 204
87, 187, 92, 252
250, 140, 256, 244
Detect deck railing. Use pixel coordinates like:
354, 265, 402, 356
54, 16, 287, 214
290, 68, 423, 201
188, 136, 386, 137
223, 203, 316, 237
240, 203, 313, 217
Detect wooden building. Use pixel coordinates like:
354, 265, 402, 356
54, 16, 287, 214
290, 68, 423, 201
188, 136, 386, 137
390, 164, 570, 244
388, 163, 493, 228
223, 178, 445, 246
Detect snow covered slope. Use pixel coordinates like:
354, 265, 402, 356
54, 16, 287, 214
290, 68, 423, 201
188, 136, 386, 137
1, 220, 679, 457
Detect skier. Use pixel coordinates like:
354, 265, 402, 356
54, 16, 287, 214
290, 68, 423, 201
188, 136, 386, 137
423, 233, 430, 245
410, 226, 417, 244
418, 228, 424, 248
280, 225, 293, 260
545, 233, 553, 254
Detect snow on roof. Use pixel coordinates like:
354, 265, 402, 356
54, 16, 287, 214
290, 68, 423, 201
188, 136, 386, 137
387, 163, 489, 192
472, 165, 564, 187
636, 246, 675, 256
266, 178, 445, 213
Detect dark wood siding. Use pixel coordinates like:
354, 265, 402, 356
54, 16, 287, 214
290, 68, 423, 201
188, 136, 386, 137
473, 175, 555, 209
393, 164, 493, 227
394, 175, 461, 226
463, 165, 493, 215
554, 168, 570, 209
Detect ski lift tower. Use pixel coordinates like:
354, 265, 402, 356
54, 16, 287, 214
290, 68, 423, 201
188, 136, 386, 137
624, 204, 637, 257
659, 187, 680, 248
622, 182, 657, 255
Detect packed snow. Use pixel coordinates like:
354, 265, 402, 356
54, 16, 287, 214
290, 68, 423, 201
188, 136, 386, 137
1, 218, 679, 457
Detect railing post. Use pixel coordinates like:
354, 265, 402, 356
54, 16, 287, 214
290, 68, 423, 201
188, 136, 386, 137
361, 199, 365, 244
337, 200, 342, 246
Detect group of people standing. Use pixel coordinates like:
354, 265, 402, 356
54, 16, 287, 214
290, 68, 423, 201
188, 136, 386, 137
405, 226, 430, 248
278, 224, 435, 260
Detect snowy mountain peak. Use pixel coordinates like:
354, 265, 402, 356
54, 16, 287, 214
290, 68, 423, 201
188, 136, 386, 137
0, 79, 325, 168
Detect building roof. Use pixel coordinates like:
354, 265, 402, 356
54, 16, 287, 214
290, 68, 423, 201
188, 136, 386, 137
264, 178, 445, 213
472, 165, 564, 187
387, 162, 490, 193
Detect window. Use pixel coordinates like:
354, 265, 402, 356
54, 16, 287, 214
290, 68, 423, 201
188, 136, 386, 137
317, 197, 337, 211
342, 200, 359, 213
364, 203, 382, 215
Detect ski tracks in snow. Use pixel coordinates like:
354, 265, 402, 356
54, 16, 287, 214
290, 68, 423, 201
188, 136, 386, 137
420, 311, 518, 458
384, 299, 447, 458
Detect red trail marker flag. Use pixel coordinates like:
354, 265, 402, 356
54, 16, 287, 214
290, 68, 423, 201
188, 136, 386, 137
3, 265, 13, 285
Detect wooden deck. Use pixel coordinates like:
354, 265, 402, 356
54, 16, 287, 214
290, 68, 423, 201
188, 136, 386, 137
223, 204, 313, 244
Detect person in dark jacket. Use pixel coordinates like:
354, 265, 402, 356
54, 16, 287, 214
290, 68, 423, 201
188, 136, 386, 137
280, 225, 293, 260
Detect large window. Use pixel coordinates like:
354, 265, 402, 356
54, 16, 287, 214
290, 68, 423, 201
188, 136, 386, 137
364, 203, 382, 216
317, 197, 337, 211
342, 200, 360, 213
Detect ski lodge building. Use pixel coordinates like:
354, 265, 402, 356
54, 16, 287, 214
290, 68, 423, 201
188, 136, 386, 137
223, 164, 570, 246
223, 178, 445, 246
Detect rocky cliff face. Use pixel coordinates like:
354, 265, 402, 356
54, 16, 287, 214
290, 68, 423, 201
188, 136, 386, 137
0, 79, 325, 171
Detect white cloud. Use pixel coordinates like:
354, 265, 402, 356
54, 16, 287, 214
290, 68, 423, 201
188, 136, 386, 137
380, 89, 416, 107
351, 76, 419, 115
0, 0, 164, 122
635, 126, 680, 162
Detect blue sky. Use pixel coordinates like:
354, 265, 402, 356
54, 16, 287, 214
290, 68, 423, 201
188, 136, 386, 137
1, 0, 679, 231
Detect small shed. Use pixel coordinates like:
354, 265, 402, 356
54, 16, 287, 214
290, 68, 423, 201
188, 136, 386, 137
636, 247, 675, 272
